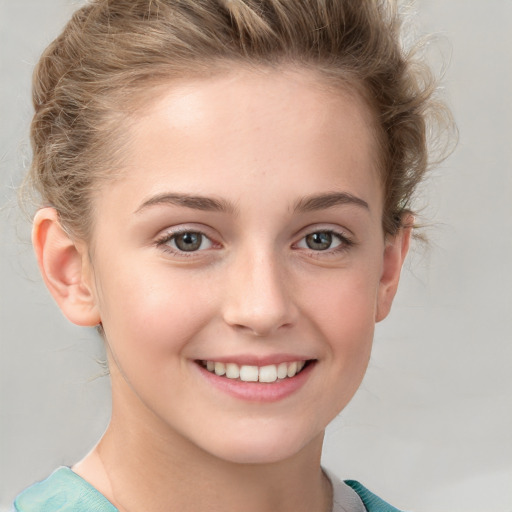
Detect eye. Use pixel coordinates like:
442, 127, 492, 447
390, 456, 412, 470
159, 231, 213, 252
296, 230, 346, 251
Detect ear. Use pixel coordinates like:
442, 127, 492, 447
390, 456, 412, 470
32, 207, 100, 326
375, 216, 413, 322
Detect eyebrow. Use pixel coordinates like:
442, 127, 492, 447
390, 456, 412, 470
135, 191, 369, 215
135, 193, 237, 215
293, 192, 369, 213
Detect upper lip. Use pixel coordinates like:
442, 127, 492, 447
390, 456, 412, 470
194, 354, 316, 366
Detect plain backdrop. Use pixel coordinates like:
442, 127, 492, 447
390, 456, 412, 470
1, 1, 511, 511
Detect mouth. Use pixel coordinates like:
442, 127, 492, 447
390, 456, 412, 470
196, 360, 313, 383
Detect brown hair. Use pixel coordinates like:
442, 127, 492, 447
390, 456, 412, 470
27, 0, 453, 240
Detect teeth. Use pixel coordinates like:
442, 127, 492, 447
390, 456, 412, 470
239, 365, 259, 382
287, 362, 297, 378
259, 365, 277, 383
277, 362, 288, 379
202, 360, 309, 382
225, 363, 240, 379
214, 362, 226, 376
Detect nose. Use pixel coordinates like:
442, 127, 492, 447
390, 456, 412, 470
222, 249, 298, 337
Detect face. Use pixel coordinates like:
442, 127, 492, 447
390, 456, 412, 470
83, 68, 404, 464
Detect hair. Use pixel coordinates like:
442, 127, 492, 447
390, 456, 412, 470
26, 0, 453, 241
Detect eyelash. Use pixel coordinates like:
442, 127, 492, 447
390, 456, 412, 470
155, 228, 355, 257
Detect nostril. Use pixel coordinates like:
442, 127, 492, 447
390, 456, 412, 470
229, 321, 292, 337
221, 267, 299, 336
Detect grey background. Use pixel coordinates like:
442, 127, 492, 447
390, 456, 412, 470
1, 1, 511, 511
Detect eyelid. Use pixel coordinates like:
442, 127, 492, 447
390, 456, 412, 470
154, 222, 219, 241
293, 223, 355, 241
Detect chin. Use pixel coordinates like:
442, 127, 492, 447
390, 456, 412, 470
195, 423, 325, 466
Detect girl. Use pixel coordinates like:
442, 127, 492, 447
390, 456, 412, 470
13, 1, 450, 510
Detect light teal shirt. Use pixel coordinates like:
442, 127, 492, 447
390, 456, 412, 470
14, 468, 117, 512
13, 467, 404, 512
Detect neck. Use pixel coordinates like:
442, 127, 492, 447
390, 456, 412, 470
74, 390, 332, 512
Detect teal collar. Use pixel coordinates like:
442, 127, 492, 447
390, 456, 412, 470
345, 480, 405, 512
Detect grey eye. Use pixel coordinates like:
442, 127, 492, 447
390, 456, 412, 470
173, 232, 207, 251
305, 232, 333, 250
297, 231, 343, 251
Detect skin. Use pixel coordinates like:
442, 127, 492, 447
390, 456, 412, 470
33, 67, 411, 512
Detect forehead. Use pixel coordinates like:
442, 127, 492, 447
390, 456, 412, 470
97, 67, 382, 219
134, 67, 379, 161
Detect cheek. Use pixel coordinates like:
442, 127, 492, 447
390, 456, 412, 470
306, 267, 379, 340
300, 265, 379, 394
95, 262, 217, 363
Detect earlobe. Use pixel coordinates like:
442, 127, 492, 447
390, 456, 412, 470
32, 208, 100, 327
375, 217, 413, 323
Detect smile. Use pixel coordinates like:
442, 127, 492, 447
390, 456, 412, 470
199, 360, 309, 383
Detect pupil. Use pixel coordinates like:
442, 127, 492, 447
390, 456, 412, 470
306, 232, 332, 250
176, 232, 201, 251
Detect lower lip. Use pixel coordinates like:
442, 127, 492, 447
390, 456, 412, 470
195, 361, 315, 403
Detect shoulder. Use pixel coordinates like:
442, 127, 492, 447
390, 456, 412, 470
344, 480, 406, 512
13, 467, 118, 512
